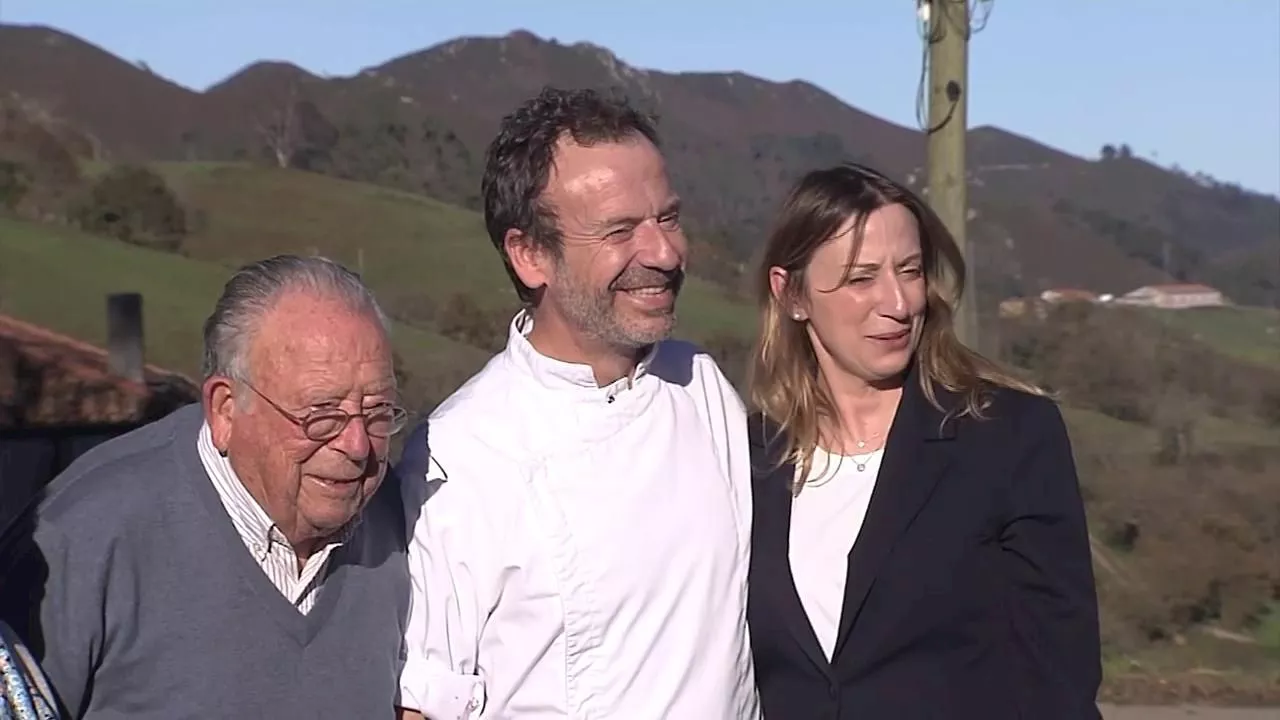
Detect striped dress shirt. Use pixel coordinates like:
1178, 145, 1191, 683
196, 423, 351, 614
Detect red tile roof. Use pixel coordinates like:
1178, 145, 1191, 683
0, 313, 198, 427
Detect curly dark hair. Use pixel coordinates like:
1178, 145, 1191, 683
481, 86, 660, 303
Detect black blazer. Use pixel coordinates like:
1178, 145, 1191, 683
747, 368, 1103, 719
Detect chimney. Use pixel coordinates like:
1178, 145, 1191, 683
106, 292, 145, 383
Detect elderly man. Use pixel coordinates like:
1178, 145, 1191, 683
396, 88, 760, 719
2, 255, 411, 718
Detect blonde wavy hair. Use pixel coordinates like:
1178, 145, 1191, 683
747, 162, 1048, 483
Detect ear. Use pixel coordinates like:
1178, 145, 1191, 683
504, 228, 552, 295
202, 375, 237, 455
769, 266, 807, 321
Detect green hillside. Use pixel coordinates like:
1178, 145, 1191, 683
0, 216, 490, 410
1148, 305, 1280, 367
4, 204, 1273, 457
156, 164, 1280, 373
157, 162, 754, 342
1063, 406, 1278, 457
7, 161, 1278, 432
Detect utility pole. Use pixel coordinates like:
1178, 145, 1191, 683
924, 0, 979, 349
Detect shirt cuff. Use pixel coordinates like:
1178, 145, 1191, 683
399, 657, 486, 719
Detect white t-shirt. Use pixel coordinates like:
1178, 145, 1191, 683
788, 445, 884, 660
398, 310, 760, 720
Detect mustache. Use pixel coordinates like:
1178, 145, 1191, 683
610, 267, 685, 293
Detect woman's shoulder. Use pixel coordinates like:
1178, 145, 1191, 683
745, 411, 791, 475
946, 382, 1066, 444
979, 383, 1063, 424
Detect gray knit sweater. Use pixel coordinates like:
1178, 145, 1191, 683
3, 404, 410, 719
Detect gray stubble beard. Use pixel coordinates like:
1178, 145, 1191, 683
547, 263, 678, 353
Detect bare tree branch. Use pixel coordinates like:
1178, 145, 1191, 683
253, 82, 299, 169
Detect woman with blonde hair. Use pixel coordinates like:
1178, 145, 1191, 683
745, 162, 1101, 719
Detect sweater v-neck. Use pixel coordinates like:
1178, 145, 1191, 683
172, 421, 348, 645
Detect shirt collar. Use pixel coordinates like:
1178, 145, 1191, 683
505, 308, 659, 399
197, 424, 357, 558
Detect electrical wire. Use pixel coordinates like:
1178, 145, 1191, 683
914, 33, 933, 131
914, 0, 994, 132
971, 0, 994, 33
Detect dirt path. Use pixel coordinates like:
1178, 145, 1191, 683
1100, 705, 1280, 719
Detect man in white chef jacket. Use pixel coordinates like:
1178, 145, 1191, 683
395, 86, 760, 720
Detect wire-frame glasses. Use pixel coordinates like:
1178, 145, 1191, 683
243, 382, 409, 442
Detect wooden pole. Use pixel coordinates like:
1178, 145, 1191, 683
926, 0, 978, 349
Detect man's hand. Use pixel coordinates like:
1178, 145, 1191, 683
396, 708, 427, 720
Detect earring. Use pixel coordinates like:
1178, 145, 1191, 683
792, 312, 804, 321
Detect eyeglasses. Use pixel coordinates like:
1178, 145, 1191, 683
242, 382, 409, 442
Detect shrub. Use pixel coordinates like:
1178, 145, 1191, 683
0, 160, 31, 210
0, 99, 83, 219
1001, 304, 1280, 429
437, 293, 508, 353
1086, 456, 1279, 651
75, 164, 187, 251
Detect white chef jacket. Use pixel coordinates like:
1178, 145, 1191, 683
398, 310, 759, 720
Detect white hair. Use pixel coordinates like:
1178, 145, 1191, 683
200, 254, 390, 382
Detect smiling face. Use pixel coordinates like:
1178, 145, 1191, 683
507, 134, 686, 361
771, 203, 928, 387
205, 289, 396, 555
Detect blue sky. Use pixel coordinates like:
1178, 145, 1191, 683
6, 1, 1279, 196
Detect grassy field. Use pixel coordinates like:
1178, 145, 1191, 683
1064, 406, 1280, 458
1147, 306, 1280, 368
157, 162, 754, 342
1099, 629, 1280, 707
0, 216, 490, 410
10, 160, 1280, 427
3, 210, 1268, 454
5, 162, 752, 410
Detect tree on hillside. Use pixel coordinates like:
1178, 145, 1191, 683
75, 164, 187, 251
289, 102, 340, 171
1099, 143, 1135, 161
0, 160, 30, 211
255, 83, 300, 168
180, 130, 200, 162
0, 97, 83, 219
253, 83, 340, 171
5, 95, 103, 162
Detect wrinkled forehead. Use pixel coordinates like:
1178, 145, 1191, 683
249, 296, 393, 394
544, 136, 672, 218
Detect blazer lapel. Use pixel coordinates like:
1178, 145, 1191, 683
749, 416, 831, 677
830, 367, 958, 662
